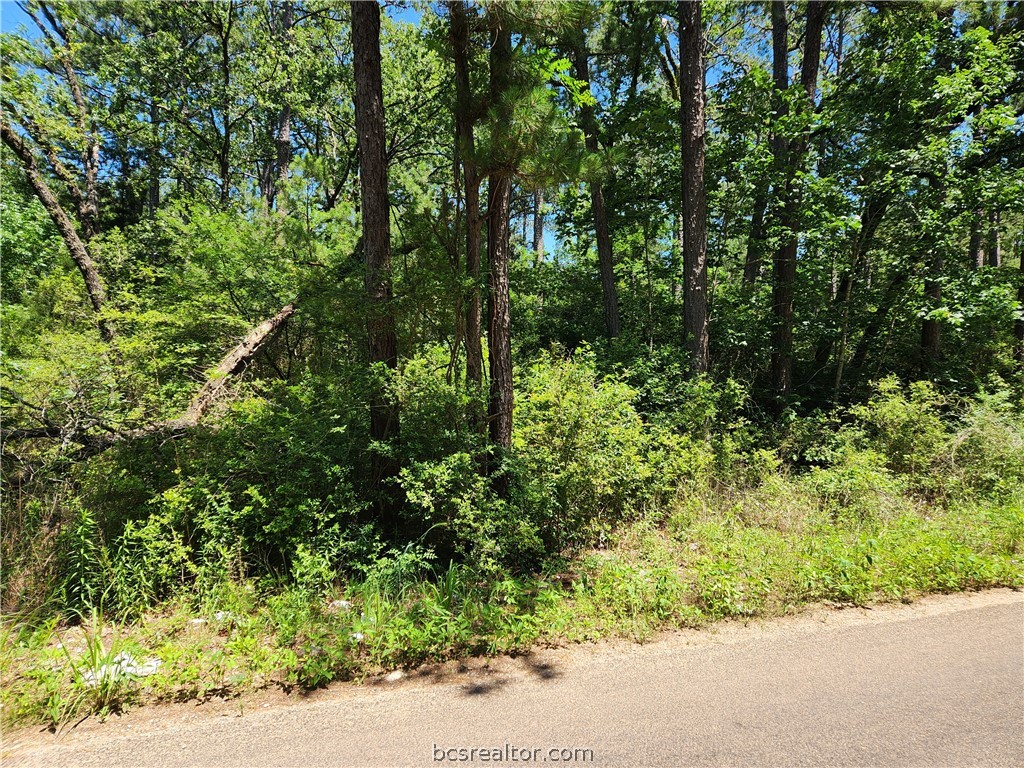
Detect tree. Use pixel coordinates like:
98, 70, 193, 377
679, 0, 708, 374
486, 10, 514, 459
351, 0, 399, 451
273, 0, 294, 217
449, 0, 484, 391
571, 36, 621, 339
770, 0, 826, 397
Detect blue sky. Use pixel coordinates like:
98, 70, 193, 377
1, 1, 33, 35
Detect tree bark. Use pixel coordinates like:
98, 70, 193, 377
449, 0, 484, 391
532, 189, 544, 265
921, 251, 943, 370
679, 0, 709, 374
571, 41, 620, 339
170, 304, 296, 428
1016, 236, 1024, 366
770, 0, 826, 397
274, 0, 294, 217
969, 209, 985, 268
769, 0, 794, 396
486, 19, 514, 459
352, 0, 399, 448
2, 121, 113, 342
148, 100, 160, 218
987, 209, 1002, 267
743, 186, 769, 287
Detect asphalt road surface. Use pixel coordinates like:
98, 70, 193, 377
5, 589, 1023, 767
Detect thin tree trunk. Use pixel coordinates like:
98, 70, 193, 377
822, 192, 890, 391
743, 186, 768, 288
679, 0, 709, 373
148, 100, 160, 218
217, 4, 234, 208
970, 209, 985, 268
449, 0, 483, 392
1, 122, 113, 341
274, 1, 294, 217
987, 209, 1001, 267
571, 41, 620, 338
769, 0, 793, 396
532, 189, 544, 265
486, 18, 514, 461
352, 0, 399, 450
770, 0, 825, 397
849, 271, 909, 374
1016, 234, 1024, 366
921, 251, 943, 369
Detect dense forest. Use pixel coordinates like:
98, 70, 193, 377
2, 0, 1023, 719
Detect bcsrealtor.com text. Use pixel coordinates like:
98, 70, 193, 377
433, 744, 595, 763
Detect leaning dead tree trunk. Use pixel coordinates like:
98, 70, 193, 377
169, 304, 296, 429
4, 306, 296, 449
2, 303, 297, 455
1, 121, 113, 342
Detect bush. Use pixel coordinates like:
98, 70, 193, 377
514, 347, 677, 554
850, 377, 948, 494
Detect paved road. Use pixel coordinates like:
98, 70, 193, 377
6, 590, 1023, 767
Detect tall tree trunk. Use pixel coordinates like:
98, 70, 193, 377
743, 185, 769, 287
679, 0, 709, 373
571, 41, 620, 339
987, 209, 1002, 267
449, 0, 484, 392
352, 0, 399, 451
969, 209, 985, 268
1, 122, 113, 342
769, 0, 793, 396
921, 251, 943, 370
532, 189, 544, 265
274, 0, 294, 217
486, 18, 514, 460
148, 100, 160, 218
770, 0, 825, 397
1016, 236, 1024, 366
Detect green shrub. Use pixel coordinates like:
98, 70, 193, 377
942, 388, 1024, 500
514, 348, 671, 553
801, 446, 907, 522
850, 378, 949, 493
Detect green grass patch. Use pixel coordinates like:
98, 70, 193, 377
4, 495, 1020, 731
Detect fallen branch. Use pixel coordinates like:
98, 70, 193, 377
2, 303, 297, 456
168, 302, 296, 429
1, 121, 112, 341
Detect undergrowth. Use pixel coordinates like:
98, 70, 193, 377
2, 370, 1023, 729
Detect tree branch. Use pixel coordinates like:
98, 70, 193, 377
1, 120, 113, 341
